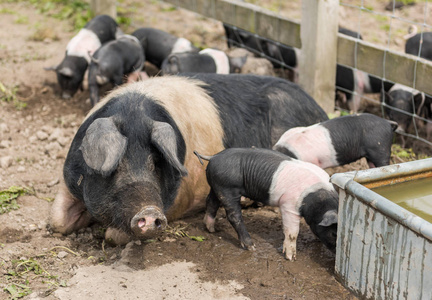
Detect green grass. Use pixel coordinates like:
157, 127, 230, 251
0, 82, 27, 110
0, 186, 33, 214
14, 15, 28, 24
4, 258, 67, 299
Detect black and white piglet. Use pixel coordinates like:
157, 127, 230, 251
131, 27, 198, 68
194, 148, 338, 261
45, 15, 120, 99
161, 49, 246, 75
88, 34, 144, 106
273, 113, 397, 169
382, 83, 432, 146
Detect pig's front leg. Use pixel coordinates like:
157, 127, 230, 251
279, 197, 301, 261
219, 191, 255, 251
203, 189, 219, 233
49, 182, 93, 235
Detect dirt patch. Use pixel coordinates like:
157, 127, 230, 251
0, 1, 429, 300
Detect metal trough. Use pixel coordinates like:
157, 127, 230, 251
330, 158, 432, 300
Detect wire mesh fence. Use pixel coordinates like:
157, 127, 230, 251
227, 0, 432, 148
161, 0, 432, 149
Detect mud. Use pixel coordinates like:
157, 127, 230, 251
0, 1, 429, 299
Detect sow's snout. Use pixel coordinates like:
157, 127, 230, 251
131, 206, 167, 238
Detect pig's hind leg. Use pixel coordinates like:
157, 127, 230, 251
203, 189, 220, 233
218, 190, 255, 251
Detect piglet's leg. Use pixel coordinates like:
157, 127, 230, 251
203, 189, 220, 233
49, 182, 93, 235
219, 192, 255, 251
279, 199, 301, 261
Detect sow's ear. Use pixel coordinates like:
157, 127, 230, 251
318, 210, 338, 227
151, 121, 188, 177
80, 118, 127, 177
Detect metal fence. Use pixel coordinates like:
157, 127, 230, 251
163, 0, 432, 148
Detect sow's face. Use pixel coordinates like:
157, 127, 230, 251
77, 116, 187, 238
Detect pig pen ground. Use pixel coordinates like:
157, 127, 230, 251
0, 1, 431, 299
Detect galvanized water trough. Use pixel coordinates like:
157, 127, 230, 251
330, 158, 432, 300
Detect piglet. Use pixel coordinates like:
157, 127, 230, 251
161, 49, 246, 75
45, 15, 120, 99
88, 34, 144, 106
194, 148, 338, 261
273, 113, 397, 169
131, 27, 198, 68
382, 84, 430, 136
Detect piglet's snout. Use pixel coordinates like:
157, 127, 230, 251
62, 91, 72, 99
131, 206, 167, 238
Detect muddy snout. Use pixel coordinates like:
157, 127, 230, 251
130, 206, 167, 238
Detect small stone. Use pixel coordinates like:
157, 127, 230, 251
36, 130, 49, 141
47, 177, 59, 187
134, 240, 142, 246
29, 136, 37, 143
0, 123, 10, 133
110, 254, 117, 260
49, 128, 63, 141
57, 251, 68, 259
57, 136, 69, 147
41, 126, 53, 134
0, 140, 10, 148
29, 224, 38, 231
26, 115, 33, 121
17, 166, 25, 173
1, 156, 13, 168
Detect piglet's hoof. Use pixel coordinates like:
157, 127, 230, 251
105, 227, 132, 245
241, 241, 256, 251
203, 214, 216, 233
282, 244, 297, 261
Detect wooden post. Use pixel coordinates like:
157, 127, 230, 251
90, 0, 117, 19
298, 0, 339, 114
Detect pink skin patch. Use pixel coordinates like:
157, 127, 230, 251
137, 216, 157, 234
203, 213, 216, 232
274, 125, 338, 169
66, 29, 102, 63
171, 38, 194, 54
199, 49, 230, 74
126, 71, 149, 83
269, 160, 333, 261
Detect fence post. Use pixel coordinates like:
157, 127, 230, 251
298, 0, 339, 114
90, 0, 117, 19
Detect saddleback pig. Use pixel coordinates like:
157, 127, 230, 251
194, 148, 338, 261
161, 48, 247, 75
273, 113, 397, 169
131, 27, 198, 68
46, 15, 121, 99
49, 73, 328, 245
382, 84, 432, 146
404, 25, 432, 61
88, 34, 145, 106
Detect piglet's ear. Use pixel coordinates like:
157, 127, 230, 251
318, 210, 338, 227
151, 121, 188, 177
59, 67, 73, 78
80, 118, 127, 177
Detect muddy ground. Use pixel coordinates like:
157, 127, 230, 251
0, 1, 430, 300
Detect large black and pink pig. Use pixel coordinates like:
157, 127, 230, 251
49, 73, 328, 245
